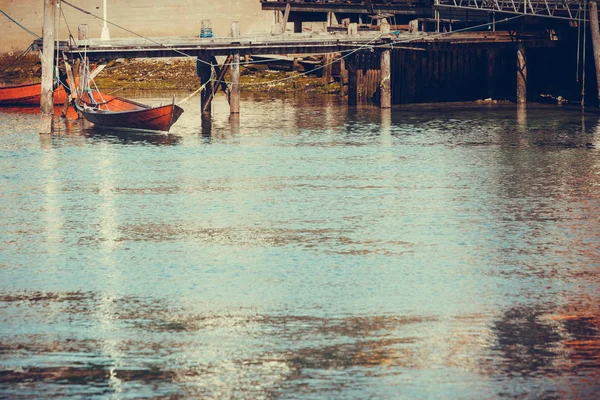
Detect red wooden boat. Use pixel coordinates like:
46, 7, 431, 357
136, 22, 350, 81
0, 82, 68, 105
76, 91, 184, 132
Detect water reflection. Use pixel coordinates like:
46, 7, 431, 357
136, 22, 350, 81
491, 305, 564, 376
2, 95, 600, 398
82, 127, 182, 146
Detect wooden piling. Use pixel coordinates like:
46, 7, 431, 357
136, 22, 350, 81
487, 48, 496, 99
230, 21, 241, 114
380, 48, 391, 108
588, 1, 600, 106
517, 42, 527, 103
347, 57, 359, 106
77, 25, 90, 97
323, 53, 334, 84
294, 21, 302, 33
40, 0, 56, 134
198, 56, 213, 115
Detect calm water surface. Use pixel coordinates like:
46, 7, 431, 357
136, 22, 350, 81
1, 93, 599, 399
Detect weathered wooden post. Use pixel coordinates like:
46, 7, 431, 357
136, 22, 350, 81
380, 21, 392, 109
516, 42, 527, 104
486, 48, 496, 99
77, 25, 90, 97
40, 0, 57, 134
347, 56, 359, 106
197, 56, 213, 116
230, 21, 241, 115
294, 21, 302, 34
323, 53, 334, 84
588, 1, 600, 106
380, 48, 391, 108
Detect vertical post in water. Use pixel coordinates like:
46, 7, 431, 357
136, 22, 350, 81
380, 47, 391, 108
516, 41, 527, 104
486, 48, 496, 99
78, 25, 90, 97
197, 56, 213, 116
588, 1, 600, 106
40, 0, 56, 134
231, 21, 241, 115
347, 56, 359, 106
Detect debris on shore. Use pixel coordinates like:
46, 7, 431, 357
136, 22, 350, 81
1, 54, 342, 94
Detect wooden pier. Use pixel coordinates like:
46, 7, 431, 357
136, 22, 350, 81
34, 0, 600, 133
38, 27, 555, 114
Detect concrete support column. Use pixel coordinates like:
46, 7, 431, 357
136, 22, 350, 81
516, 42, 527, 104
40, 0, 56, 134
380, 49, 391, 108
230, 21, 241, 114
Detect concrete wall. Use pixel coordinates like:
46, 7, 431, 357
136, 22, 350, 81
1, 0, 273, 53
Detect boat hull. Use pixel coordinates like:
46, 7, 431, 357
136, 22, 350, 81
77, 92, 184, 132
81, 104, 184, 132
0, 83, 67, 105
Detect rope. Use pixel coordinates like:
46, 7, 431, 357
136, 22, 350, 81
176, 81, 210, 106
0, 45, 34, 77
0, 9, 41, 38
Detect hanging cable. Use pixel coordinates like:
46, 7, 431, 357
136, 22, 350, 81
582, 1, 587, 108
0, 45, 34, 77
0, 9, 41, 38
577, 1, 582, 82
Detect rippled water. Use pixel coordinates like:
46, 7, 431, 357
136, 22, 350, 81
1, 93, 599, 399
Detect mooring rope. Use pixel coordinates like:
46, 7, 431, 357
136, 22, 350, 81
0, 44, 34, 77
176, 81, 210, 106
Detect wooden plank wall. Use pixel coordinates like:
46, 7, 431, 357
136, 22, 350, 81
348, 44, 520, 105
353, 52, 382, 102
389, 44, 517, 104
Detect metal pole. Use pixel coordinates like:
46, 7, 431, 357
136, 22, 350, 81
40, 0, 56, 134
101, 0, 110, 40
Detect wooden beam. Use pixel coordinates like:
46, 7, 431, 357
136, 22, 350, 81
211, 55, 232, 97
281, 3, 291, 32
202, 55, 232, 112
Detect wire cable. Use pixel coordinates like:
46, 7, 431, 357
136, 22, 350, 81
0, 9, 41, 38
